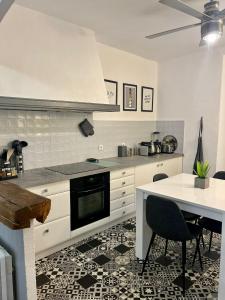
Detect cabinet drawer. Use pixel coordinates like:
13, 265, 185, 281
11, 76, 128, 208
34, 191, 70, 226
110, 195, 134, 212
34, 217, 70, 253
110, 168, 134, 180
110, 185, 134, 201
28, 180, 69, 197
110, 175, 134, 190
110, 203, 135, 222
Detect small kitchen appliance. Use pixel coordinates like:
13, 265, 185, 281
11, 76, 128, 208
118, 145, 128, 157
161, 135, 178, 154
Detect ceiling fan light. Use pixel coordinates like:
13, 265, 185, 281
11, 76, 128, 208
201, 19, 223, 44
203, 31, 222, 44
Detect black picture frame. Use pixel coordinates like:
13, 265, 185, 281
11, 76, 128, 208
104, 79, 118, 105
141, 86, 154, 112
123, 83, 137, 111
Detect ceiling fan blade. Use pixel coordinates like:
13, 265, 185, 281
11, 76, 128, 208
145, 23, 201, 40
159, 0, 213, 20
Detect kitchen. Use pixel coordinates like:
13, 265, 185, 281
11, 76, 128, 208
0, 1, 225, 300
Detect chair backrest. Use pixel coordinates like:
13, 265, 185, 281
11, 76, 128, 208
213, 171, 225, 180
153, 173, 168, 182
146, 195, 193, 241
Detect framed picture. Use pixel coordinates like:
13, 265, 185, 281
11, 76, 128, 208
104, 79, 118, 105
141, 86, 154, 112
123, 83, 137, 111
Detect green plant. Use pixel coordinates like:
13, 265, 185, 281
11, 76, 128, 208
196, 161, 210, 178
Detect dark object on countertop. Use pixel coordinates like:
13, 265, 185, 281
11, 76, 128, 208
86, 158, 99, 163
12, 140, 28, 154
79, 118, 94, 137
0, 181, 51, 229
12, 140, 28, 174
193, 117, 204, 175
118, 145, 128, 157
161, 135, 177, 154
0, 148, 18, 180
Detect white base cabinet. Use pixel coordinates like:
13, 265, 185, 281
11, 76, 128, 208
135, 157, 183, 187
28, 181, 70, 253
28, 156, 183, 254
34, 217, 70, 253
110, 168, 136, 222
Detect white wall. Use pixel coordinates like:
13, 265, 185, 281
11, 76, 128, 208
217, 55, 225, 170
0, 4, 107, 104
94, 43, 158, 121
158, 48, 224, 174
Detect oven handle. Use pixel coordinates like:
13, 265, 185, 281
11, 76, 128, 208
76, 186, 105, 195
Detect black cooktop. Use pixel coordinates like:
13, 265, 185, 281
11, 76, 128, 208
47, 162, 105, 175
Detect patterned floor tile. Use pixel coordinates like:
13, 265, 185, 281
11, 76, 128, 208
36, 217, 220, 300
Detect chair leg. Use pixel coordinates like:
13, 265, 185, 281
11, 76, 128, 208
201, 233, 205, 249
141, 232, 156, 275
192, 240, 198, 267
208, 231, 213, 252
196, 236, 203, 271
182, 241, 186, 296
164, 239, 168, 256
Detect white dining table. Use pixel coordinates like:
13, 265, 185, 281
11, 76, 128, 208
136, 173, 225, 300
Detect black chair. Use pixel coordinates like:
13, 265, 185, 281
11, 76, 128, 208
141, 195, 203, 295
153, 173, 200, 255
198, 171, 225, 252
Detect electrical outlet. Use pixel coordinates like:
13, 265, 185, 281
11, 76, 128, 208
98, 144, 104, 151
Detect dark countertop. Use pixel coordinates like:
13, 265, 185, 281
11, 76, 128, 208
10, 153, 183, 189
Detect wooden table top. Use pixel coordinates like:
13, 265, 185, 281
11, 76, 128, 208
0, 181, 51, 230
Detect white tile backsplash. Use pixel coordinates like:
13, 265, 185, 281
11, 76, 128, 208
0, 110, 184, 170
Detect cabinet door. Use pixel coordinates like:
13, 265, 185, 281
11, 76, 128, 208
34, 216, 70, 253
34, 191, 70, 226
135, 157, 183, 187
135, 163, 158, 187
161, 157, 183, 176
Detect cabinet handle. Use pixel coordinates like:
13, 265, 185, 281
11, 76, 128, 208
156, 164, 160, 167
122, 181, 126, 185
41, 188, 48, 194
122, 201, 126, 205
161, 163, 164, 166
122, 211, 126, 215
122, 171, 126, 175
43, 229, 49, 234
122, 191, 126, 196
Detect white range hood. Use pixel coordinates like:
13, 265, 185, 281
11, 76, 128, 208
0, 4, 113, 110
0, 0, 14, 22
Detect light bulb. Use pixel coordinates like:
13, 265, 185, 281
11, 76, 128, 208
203, 31, 221, 44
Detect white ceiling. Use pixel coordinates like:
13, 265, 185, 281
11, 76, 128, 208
15, 0, 225, 61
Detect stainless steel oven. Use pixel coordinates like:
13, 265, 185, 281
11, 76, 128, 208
70, 172, 110, 230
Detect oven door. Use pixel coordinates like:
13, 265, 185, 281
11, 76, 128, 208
70, 184, 110, 231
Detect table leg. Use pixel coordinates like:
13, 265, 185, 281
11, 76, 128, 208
218, 213, 225, 300
136, 190, 152, 260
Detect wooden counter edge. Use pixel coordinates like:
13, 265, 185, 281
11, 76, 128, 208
0, 181, 51, 230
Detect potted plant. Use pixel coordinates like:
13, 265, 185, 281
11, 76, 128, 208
194, 160, 210, 189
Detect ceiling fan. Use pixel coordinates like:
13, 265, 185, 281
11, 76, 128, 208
146, 0, 225, 45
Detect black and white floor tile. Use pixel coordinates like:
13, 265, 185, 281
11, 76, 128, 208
36, 218, 220, 299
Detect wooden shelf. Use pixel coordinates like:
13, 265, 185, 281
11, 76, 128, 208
0, 181, 51, 229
